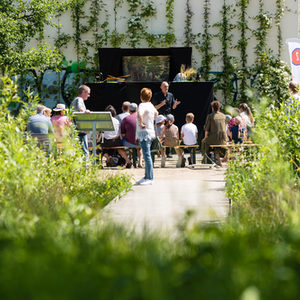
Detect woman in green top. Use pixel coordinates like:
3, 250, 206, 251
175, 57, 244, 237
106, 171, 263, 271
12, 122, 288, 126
202, 100, 227, 166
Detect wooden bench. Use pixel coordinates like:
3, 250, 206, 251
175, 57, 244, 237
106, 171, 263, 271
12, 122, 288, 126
208, 143, 259, 164
151, 144, 199, 166
88, 145, 140, 167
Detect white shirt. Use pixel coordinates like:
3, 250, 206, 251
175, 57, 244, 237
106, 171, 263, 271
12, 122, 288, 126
104, 117, 120, 139
136, 102, 158, 140
181, 123, 198, 145
240, 111, 252, 128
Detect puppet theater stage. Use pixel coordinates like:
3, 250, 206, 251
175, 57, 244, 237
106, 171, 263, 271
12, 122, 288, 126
86, 47, 214, 131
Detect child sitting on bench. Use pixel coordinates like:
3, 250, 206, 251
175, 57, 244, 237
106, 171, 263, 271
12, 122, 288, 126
181, 113, 198, 165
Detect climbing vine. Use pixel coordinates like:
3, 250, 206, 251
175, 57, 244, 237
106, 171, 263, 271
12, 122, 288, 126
199, 0, 214, 81
165, 0, 176, 45
184, 0, 194, 47
85, 0, 109, 67
110, 0, 125, 48
126, 0, 156, 48
214, 0, 236, 104
236, 0, 250, 101
70, 0, 89, 62
275, 0, 285, 59
253, 0, 272, 64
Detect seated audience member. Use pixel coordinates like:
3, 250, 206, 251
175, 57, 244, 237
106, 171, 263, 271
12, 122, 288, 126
202, 100, 227, 166
239, 103, 254, 136
101, 105, 132, 168
229, 116, 244, 144
228, 108, 247, 141
181, 113, 198, 165
27, 105, 54, 151
155, 115, 166, 138
160, 114, 183, 168
43, 107, 52, 119
51, 104, 71, 143
117, 101, 130, 123
225, 114, 232, 141
121, 103, 142, 167
27, 105, 54, 135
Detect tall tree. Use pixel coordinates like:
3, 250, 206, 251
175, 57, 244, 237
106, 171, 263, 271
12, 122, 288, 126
0, 0, 69, 75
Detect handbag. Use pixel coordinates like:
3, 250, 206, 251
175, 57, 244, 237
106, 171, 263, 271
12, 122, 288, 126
151, 137, 163, 152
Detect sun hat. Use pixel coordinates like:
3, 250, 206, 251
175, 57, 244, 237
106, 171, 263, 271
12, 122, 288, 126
129, 103, 138, 112
156, 115, 166, 124
166, 114, 174, 122
53, 103, 66, 112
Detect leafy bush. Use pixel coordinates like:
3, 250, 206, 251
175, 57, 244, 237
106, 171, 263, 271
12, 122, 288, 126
0, 76, 131, 234
251, 54, 291, 104
226, 97, 300, 228
0, 224, 299, 299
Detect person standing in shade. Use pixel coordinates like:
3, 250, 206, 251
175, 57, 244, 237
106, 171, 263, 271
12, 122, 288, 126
70, 85, 91, 159
135, 88, 158, 185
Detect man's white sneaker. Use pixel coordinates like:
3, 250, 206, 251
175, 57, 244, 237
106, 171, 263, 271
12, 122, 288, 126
139, 179, 153, 186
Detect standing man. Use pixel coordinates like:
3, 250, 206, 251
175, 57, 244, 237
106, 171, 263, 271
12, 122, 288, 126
153, 81, 181, 116
154, 81, 181, 157
71, 85, 91, 159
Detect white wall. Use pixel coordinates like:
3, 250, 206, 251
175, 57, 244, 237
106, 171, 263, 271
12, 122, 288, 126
42, 0, 298, 71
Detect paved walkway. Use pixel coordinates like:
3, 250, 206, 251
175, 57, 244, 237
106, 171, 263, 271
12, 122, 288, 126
101, 160, 229, 234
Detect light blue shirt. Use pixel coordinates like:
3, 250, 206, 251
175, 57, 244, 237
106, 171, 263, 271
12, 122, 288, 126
27, 113, 53, 134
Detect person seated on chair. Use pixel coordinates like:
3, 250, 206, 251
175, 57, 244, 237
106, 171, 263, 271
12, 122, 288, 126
116, 101, 130, 123
51, 103, 71, 143
160, 114, 184, 168
27, 105, 54, 135
121, 103, 142, 167
180, 113, 198, 165
101, 105, 132, 168
27, 105, 54, 151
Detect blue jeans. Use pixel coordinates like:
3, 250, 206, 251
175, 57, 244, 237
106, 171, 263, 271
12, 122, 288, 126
123, 139, 139, 148
79, 134, 89, 160
140, 139, 153, 180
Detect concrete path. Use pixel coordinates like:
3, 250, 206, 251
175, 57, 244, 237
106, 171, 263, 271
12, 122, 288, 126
101, 160, 229, 233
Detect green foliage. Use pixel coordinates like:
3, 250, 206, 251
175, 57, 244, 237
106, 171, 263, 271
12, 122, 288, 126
275, 0, 285, 58
0, 76, 131, 233
253, 0, 272, 63
1, 220, 300, 298
214, 1, 237, 104
226, 98, 299, 229
184, 0, 194, 47
236, 0, 250, 101
252, 53, 291, 103
198, 0, 215, 81
0, 0, 69, 74
126, 0, 156, 48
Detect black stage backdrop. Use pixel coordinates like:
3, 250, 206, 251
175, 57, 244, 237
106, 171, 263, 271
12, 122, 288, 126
85, 82, 213, 135
98, 48, 192, 82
